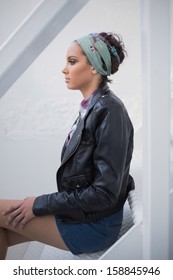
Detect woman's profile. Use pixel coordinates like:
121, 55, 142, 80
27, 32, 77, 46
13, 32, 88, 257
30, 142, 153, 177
0, 32, 134, 259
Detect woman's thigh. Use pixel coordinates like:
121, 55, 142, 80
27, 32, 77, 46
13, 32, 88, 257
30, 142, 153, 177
0, 200, 69, 251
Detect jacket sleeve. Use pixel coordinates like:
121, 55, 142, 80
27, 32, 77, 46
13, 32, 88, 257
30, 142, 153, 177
33, 102, 133, 219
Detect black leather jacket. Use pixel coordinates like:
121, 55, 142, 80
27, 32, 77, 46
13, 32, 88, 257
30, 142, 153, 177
33, 83, 134, 223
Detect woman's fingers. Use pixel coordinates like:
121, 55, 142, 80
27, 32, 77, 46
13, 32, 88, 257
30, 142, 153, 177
5, 207, 23, 226
18, 215, 32, 229
12, 213, 24, 228
2, 197, 36, 229
2, 203, 22, 216
2, 202, 24, 227
3, 197, 36, 229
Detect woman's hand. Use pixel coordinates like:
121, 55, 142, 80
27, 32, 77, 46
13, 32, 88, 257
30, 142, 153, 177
3, 197, 36, 230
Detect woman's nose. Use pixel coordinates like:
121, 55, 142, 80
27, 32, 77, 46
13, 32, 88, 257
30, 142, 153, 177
62, 65, 68, 74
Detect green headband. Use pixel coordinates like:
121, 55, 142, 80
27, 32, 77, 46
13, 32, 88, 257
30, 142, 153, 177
76, 33, 113, 76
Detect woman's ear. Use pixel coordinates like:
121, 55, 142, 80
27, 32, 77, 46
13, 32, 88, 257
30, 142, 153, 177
91, 67, 97, 74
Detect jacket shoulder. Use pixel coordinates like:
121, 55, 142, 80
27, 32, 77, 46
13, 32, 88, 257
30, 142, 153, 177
92, 90, 133, 132
94, 90, 126, 113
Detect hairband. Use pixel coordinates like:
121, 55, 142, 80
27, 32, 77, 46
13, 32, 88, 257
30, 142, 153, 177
91, 33, 120, 64
76, 33, 120, 76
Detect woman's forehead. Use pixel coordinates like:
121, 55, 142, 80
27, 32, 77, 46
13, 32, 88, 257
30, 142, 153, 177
66, 42, 83, 57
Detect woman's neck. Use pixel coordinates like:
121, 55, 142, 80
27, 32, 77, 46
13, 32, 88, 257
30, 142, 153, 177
80, 81, 101, 99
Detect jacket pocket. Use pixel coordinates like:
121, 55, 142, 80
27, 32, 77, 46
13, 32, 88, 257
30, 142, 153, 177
79, 129, 95, 147
64, 174, 89, 190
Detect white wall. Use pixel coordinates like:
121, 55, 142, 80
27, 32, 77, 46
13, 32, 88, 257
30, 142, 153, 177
0, 0, 142, 199
0, 0, 42, 46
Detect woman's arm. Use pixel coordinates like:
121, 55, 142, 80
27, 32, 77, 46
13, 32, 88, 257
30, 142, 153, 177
33, 102, 133, 220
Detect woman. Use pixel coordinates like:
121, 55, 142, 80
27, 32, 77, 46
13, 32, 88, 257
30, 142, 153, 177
0, 32, 134, 259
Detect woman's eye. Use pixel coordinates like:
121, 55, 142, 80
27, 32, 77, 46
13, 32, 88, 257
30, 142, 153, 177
69, 60, 76, 65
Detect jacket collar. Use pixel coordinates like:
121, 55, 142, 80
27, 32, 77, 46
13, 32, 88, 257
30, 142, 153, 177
86, 82, 109, 114
61, 83, 110, 165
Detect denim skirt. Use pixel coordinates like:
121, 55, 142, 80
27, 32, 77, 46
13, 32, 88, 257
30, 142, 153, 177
55, 208, 123, 255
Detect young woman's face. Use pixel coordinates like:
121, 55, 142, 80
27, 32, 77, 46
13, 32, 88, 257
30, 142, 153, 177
62, 42, 96, 93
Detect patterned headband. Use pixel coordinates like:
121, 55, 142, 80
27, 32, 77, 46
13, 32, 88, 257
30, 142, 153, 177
92, 33, 120, 64
76, 34, 112, 76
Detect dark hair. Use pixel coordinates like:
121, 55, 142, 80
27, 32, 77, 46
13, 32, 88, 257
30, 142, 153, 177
99, 32, 126, 83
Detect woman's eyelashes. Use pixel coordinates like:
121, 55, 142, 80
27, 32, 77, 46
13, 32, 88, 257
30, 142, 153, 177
69, 59, 77, 65
67, 56, 78, 65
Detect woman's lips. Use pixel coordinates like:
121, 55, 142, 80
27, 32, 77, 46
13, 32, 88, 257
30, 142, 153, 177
65, 78, 70, 83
